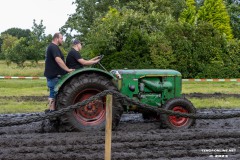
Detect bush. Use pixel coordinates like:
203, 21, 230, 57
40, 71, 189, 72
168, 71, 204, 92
5, 38, 28, 67
164, 22, 237, 78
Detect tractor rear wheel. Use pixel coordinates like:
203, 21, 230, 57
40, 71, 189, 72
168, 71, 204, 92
160, 98, 196, 129
56, 73, 123, 131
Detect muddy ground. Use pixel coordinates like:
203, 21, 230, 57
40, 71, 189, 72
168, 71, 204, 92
0, 93, 240, 160
1, 92, 240, 102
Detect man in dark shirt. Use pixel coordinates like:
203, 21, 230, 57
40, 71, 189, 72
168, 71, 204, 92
66, 39, 100, 69
44, 33, 74, 112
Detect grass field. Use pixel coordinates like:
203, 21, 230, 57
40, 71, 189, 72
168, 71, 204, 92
0, 79, 239, 113
182, 81, 240, 94
0, 79, 48, 113
0, 60, 240, 113
0, 99, 46, 113
0, 60, 44, 77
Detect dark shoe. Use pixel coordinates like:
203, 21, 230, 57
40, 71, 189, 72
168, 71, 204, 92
44, 109, 50, 114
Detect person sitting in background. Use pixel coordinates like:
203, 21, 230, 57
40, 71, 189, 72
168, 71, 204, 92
66, 39, 100, 69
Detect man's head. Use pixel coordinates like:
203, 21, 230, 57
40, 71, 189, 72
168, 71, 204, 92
72, 39, 82, 51
52, 33, 63, 46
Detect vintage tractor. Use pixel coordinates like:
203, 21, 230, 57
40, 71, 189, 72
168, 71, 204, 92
55, 56, 196, 131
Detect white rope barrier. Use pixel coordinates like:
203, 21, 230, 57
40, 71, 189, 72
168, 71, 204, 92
1, 76, 240, 82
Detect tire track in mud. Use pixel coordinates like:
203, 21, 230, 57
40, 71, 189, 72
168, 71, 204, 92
0, 109, 240, 159
0, 127, 239, 160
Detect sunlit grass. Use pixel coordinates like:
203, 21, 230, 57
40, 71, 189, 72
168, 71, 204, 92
0, 79, 48, 113
188, 97, 240, 109
0, 60, 44, 77
182, 81, 240, 94
0, 100, 46, 114
0, 79, 48, 96
182, 81, 240, 109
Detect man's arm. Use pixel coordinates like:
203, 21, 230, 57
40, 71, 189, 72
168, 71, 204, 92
90, 56, 100, 61
55, 57, 74, 72
77, 58, 99, 66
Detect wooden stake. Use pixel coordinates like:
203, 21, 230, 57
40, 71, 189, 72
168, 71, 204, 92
105, 94, 112, 160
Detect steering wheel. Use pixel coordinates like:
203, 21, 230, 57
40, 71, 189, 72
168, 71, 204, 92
91, 54, 104, 67
98, 54, 104, 61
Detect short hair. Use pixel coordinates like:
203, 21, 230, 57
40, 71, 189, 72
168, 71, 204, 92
72, 39, 81, 45
53, 32, 62, 40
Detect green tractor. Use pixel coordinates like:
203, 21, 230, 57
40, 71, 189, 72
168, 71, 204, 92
55, 56, 196, 131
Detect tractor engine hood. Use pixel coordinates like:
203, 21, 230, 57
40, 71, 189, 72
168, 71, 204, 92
111, 69, 182, 78
110, 69, 182, 100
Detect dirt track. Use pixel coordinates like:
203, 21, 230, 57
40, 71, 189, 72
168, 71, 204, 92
0, 93, 240, 160
0, 109, 239, 160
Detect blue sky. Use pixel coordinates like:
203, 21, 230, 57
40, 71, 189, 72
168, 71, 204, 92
0, 0, 76, 35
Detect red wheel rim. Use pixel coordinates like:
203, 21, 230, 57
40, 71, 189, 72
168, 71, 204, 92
168, 106, 189, 127
72, 88, 106, 126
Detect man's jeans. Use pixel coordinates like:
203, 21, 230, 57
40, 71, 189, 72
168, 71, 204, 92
47, 77, 59, 99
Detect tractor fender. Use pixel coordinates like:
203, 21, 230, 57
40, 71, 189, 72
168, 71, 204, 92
54, 68, 116, 93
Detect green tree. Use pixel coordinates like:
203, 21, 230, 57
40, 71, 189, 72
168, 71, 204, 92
61, 0, 118, 39
7, 38, 28, 67
225, 0, 240, 39
1, 20, 48, 65
199, 39, 240, 78
0, 28, 31, 60
61, 0, 240, 78
26, 19, 48, 64
1, 34, 18, 65
148, 32, 175, 69
126, 0, 185, 19
198, 0, 233, 39
165, 21, 238, 78
179, 0, 197, 24
1, 35, 28, 67
61, 0, 185, 39
85, 6, 176, 69
1, 28, 31, 39
31, 19, 46, 41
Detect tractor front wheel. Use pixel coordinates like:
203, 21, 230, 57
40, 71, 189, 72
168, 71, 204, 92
161, 98, 196, 129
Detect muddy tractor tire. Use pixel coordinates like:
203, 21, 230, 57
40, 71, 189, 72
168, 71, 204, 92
161, 98, 196, 129
56, 73, 123, 132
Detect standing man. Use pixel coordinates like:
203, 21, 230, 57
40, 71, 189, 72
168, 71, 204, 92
66, 39, 100, 69
44, 33, 74, 112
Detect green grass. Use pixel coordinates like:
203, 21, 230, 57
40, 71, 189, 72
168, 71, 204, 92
0, 79, 47, 96
0, 60, 44, 77
182, 81, 240, 94
0, 79, 48, 113
0, 100, 46, 114
0, 61, 240, 113
187, 97, 240, 109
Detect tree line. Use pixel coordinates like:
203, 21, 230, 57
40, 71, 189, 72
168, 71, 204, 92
1, 0, 240, 78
